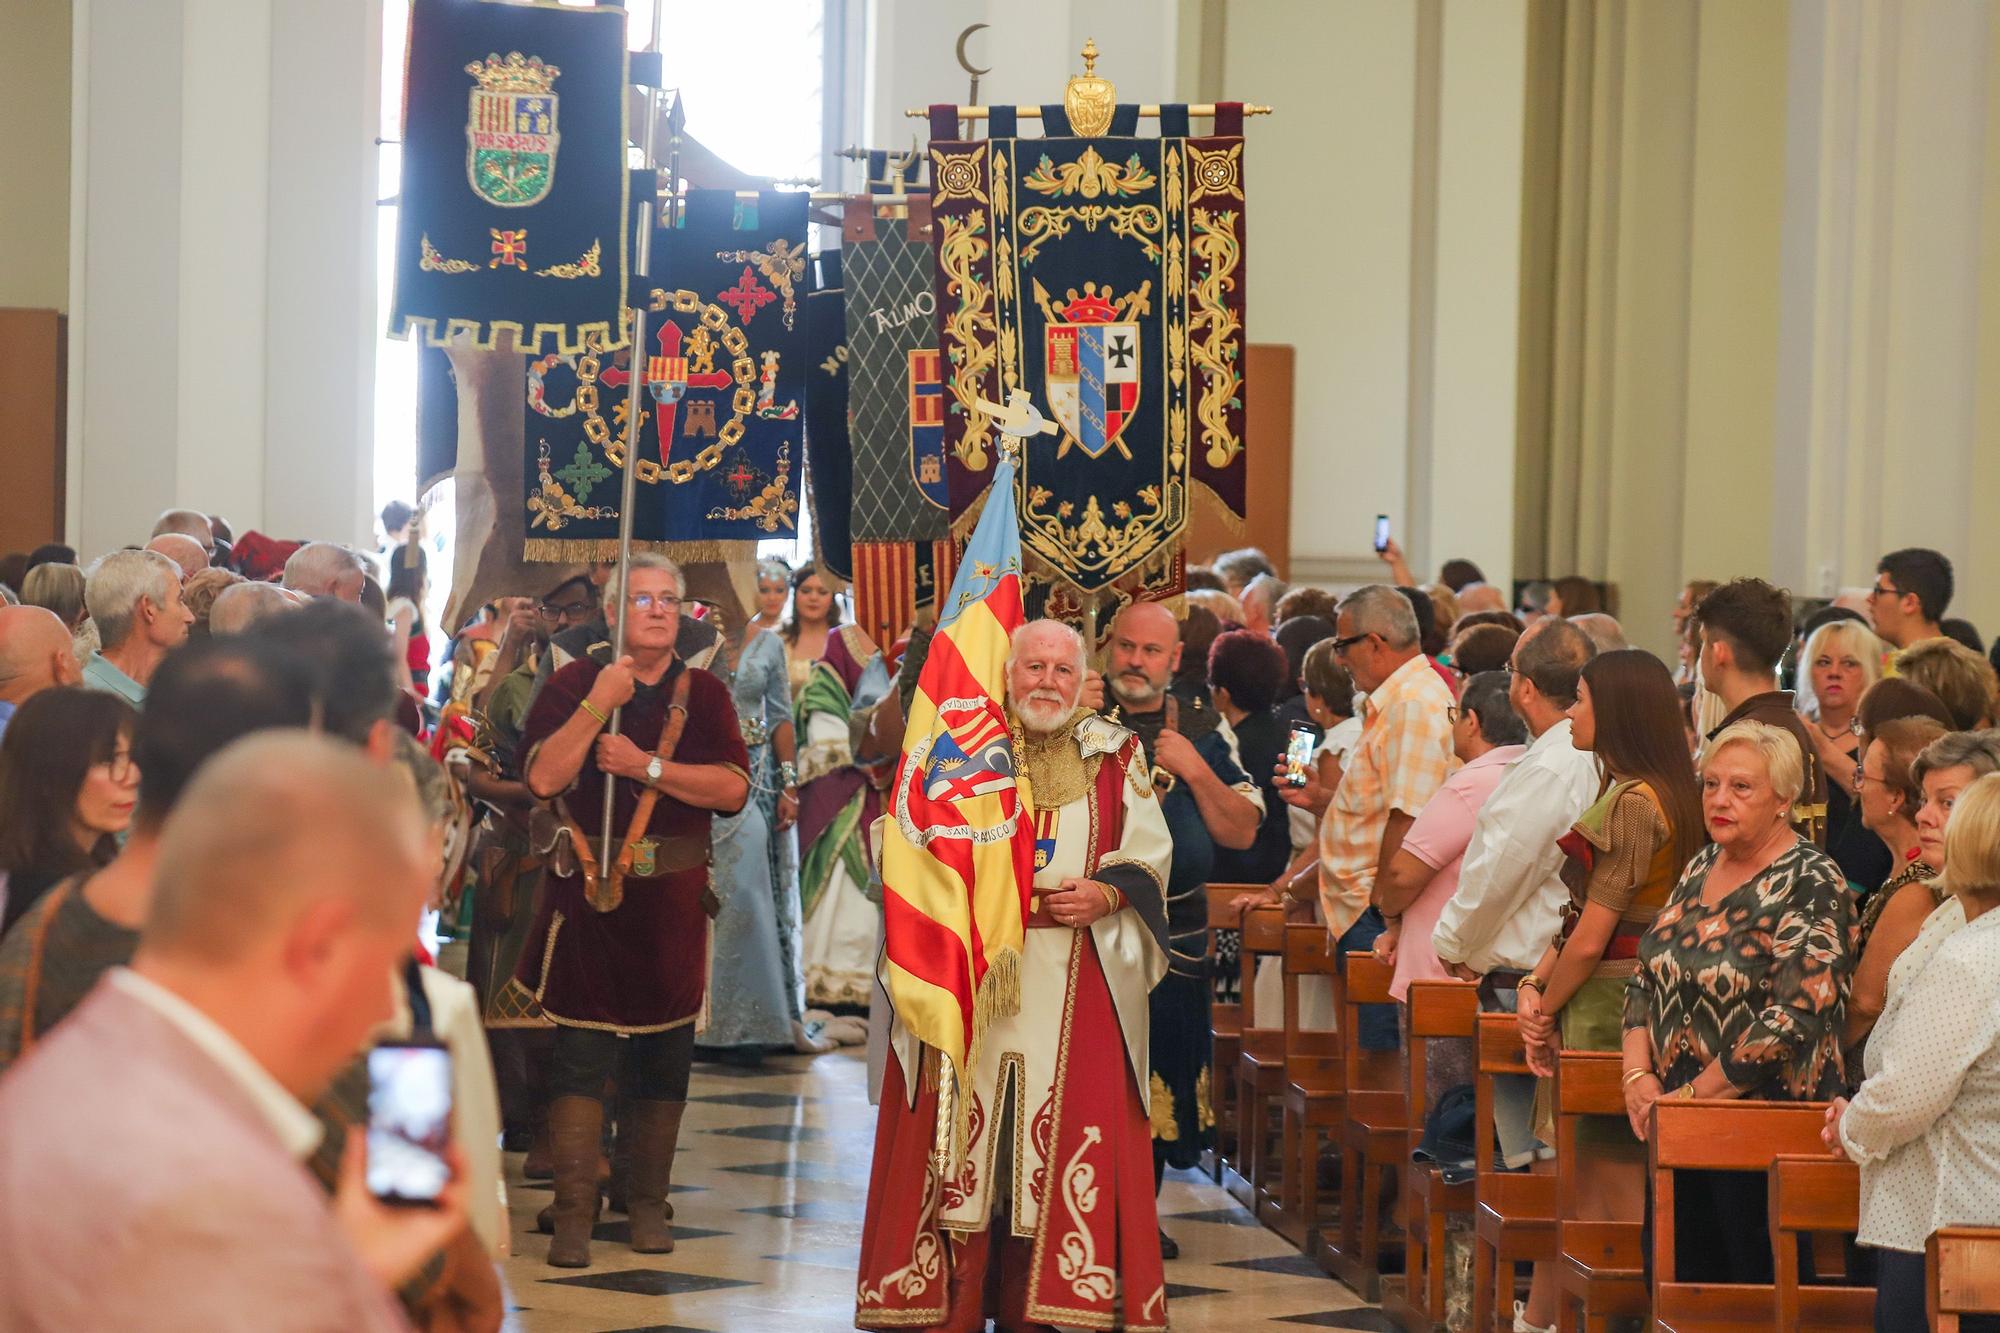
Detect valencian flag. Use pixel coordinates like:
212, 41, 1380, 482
390, 0, 629, 354
924, 104, 1249, 603
878, 448, 1035, 1158
522, 190, 808, 562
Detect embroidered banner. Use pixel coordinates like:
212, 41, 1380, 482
390, 0, 630, 354
844, 199, 949, 545
804, 251, 854, 583
521, 190, 808, 562
926, 107, 1249, 598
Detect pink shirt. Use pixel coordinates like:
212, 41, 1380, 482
1390, 744, 1524, 1000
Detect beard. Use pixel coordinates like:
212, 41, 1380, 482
1108, 668, 1165, 707
1014, 689, 1075, 735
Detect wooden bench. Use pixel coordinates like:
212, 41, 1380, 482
1931, 1227, 2000, 1331
1472, 1012, 1555, 1333
1649, 1099, 1830, 1332
1324, 950, 1407, 1301
1768, 1154, 1871, 1331
1258, 921, 1341, 1247
1228, 903, 1290, 1208
1384, 979, 1480, 1332
1552, 1050, 1647, 1333
1204, 884, 1255, 1182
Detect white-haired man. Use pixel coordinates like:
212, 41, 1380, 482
83, 549, 193, 704
283, 542, 368, 604
1296, 584, 1456, 1052
857, 618, 1175, 1332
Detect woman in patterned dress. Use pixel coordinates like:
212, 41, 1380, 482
699, 559, 814, 1058
1620, 719, 1855, 1284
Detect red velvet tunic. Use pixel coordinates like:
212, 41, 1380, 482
513, 658, 749, 1033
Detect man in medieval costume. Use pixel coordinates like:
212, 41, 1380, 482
857, 617, 1175, 1332
516, 553, 750, 1269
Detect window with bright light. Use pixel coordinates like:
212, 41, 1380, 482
372, 0, 828, 590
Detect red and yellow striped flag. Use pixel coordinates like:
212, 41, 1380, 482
879, 453, 1034, 1137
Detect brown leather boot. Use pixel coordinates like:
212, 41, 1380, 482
545, 1095, 605, 1268
624, 1099, 685, 1253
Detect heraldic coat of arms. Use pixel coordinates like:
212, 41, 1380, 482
465, 51, 561, 207
1042, 284, 1140, 461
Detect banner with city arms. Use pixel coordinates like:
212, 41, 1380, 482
924, 104, 1250, 600
522, 190, 807, 562
842, 197, 952, 649
390, 0, 630, 354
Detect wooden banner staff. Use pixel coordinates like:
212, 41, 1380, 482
600, 0, 673, 868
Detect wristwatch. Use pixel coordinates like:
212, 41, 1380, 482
644, 756, 663, 787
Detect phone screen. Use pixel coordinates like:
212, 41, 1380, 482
1284, 726, 1318, 788
366, 1042, 454, 1206
1374, 514, 1391, 553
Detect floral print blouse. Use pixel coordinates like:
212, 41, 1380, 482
1622, 839, 1855, 1100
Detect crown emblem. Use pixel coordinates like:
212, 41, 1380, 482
464, 51, 560, 94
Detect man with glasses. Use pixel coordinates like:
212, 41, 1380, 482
532, 563, 722, 702
515, 553, 751, 1268
1870, 547, 1955, 652
1315, 585, 1458, 1053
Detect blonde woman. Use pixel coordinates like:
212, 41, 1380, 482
1797, 616, 1888, 885
1827, 773, 2000, 1333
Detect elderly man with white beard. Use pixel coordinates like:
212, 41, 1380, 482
857, 618, 1176, 1333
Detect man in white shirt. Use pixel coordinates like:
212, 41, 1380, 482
0, 733, 469, 1331
1432, 620, 1598, 1127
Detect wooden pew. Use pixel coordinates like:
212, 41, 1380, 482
1931, 1227, 2000, 1331
1259, 921, 1341, 1247
1228, 903, 1290, 1207
1552, 1050, 1647, 1332
1325, 950, 1407, 1301
1472, 1013, 1555, 1333
1384, 979, 1481, 1332
1205, 884, 1255, 1182
1649, 1099, 1829, 1332
1767, 1154, 1871, 1331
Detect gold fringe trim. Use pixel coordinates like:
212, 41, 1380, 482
1194, 479, 1247, 535
391, 312, 628, 356
971, 945, 1021, 1049
522, 537, 758, 564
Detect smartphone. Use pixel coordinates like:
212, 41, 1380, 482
1284, 725, 1318, 788
366, 1041, 454, 1207
1373, 514, 1392, 554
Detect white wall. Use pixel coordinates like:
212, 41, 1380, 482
68, 0, 379, 559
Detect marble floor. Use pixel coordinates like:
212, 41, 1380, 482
498, 1048, 1389, 1331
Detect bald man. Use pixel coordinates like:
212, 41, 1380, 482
1457, 582, 1508, 616
283, 541, 368, 603
146, 532, 209, 582
0, 605, 83, 740
1099, 601, 1262, 1255
152, 507, 217, 552
0, 732, 465, 1330
209, 580, 302, 636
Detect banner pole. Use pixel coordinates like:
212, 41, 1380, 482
600, 3, 669, 867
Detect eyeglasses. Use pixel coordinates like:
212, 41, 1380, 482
627, 593, 682, 614
1330, 632, 1374, 656
1854, 768, 1883, 795
538, 599, 595, 620
96, 751, 136, 784
1868, 581, 1902, 601
1446, 705, 1461, 724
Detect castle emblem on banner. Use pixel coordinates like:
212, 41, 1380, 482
465, 52, 561, 207
1040, 282, 1142, 461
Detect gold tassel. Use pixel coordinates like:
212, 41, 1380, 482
970, 945, 1022, 1050
521, 536, 759, 564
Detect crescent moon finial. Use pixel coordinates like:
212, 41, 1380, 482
956, 23, 991, 78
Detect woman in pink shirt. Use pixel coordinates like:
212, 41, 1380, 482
1374, 671, 1528, 1011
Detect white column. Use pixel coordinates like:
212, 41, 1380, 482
68, 0, 380, 560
